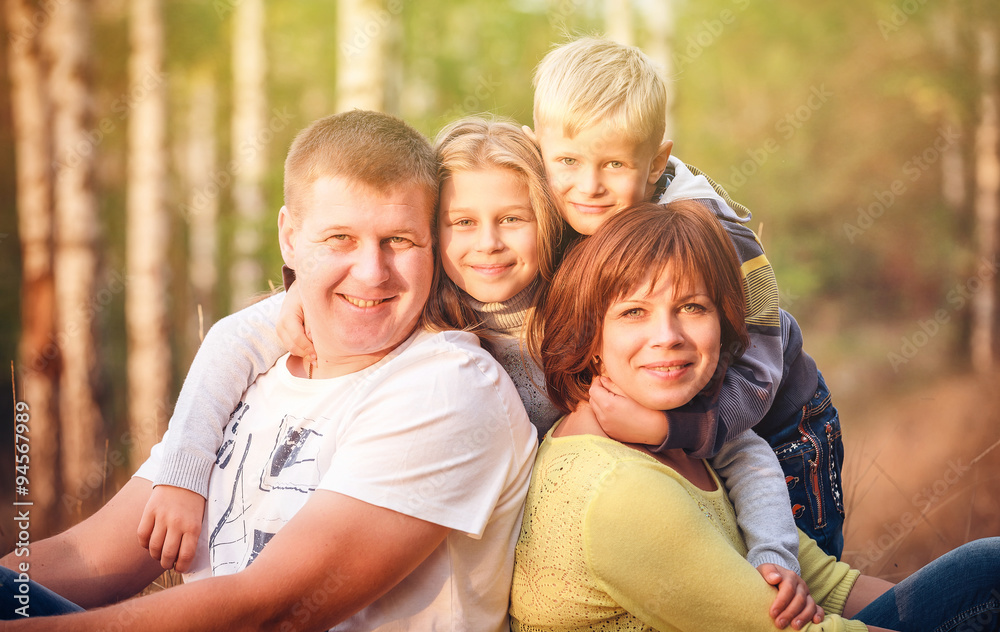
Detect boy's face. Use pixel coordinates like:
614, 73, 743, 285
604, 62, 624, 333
535, 120, 671, 235
278, 176, 434, 377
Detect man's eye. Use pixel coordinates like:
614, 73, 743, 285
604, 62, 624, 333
387, 236, 412, 246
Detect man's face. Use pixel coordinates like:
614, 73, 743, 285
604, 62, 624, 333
279, 176, 434, 377
535, 120, 670, 235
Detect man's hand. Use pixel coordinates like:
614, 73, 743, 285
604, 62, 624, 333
758, 563, 824, 629
589, 376, 670, 445
137, 485, 206, 573
276, 283, 315, 362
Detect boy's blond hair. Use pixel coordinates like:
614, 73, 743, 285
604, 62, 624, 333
533, 36, 667, 148
283, 110, 438, 227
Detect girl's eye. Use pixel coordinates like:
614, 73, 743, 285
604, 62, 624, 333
559, 157, 577, 166
500, 216, 526, 225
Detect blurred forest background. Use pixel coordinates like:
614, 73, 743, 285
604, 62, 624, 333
2, 0, 1000, 585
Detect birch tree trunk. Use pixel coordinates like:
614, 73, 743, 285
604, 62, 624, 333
230, 0, 268, 309
44, 0, 104, 517
604, 0, 633, 46
184, 69, 219, 345
336, 0, 387, 112
126, 0, 170, 464
7, 0, 59, 531
973, 25, 999, 373
641, 0, 675, 140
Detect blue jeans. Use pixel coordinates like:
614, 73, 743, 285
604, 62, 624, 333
854, 537, 1000, 631
760, 371, 846, 559
0, 565, 83, 619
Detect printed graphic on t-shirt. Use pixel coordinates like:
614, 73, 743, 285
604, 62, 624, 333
208, 409, 325, 574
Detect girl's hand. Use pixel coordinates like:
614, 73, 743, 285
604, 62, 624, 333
589, 376, 670, 446
276, 284, 315, 362
137, 485, 206, 572
758, 563, 825, 629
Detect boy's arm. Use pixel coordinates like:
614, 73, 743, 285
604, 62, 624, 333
154, 291, 286, 496
711, 429, 800, 573
655, 219, 785, 458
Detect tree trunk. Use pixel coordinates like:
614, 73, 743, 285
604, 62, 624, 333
126, 0, 170, 464
230, 0, 268, 309
44, 0, 104, 519
7, 0, 59, 532
604, 0, 633, 46
184, 69, 219, 346
973, 25, 999, 373
336, 0, 387, 112
641, 0, 675, 140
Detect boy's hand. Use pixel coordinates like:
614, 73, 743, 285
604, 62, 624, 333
589, 376, 670, 445
758, 563, 824, 629
137, 485, 206, 573
276, 283, 315, 362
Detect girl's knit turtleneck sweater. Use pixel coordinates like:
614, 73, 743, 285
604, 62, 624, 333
463, 284, 561, 439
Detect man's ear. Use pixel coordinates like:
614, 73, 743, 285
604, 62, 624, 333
277, 206, 297, 268
647, 140, 674, 185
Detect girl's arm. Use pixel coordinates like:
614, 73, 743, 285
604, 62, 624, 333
711, 429, 800, 572
153, 291, 287, 495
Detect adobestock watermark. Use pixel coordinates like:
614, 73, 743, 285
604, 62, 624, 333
843, 125, 960, 243
53, 68, 168, 171
6, 0, 69, 53
547, 0, 586, 31
441, 73, 502, 122
887, 256, 999, 372
672, 0, 751, 73
179, 105, 293, 222
725, 84, 833, 193
853, 457, 973, 573
338, 0, 403, 59
877, 0, 928, 41
27, 268, 132, 374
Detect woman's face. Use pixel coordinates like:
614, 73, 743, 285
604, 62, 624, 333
599, 265, 721, 411
438, 168, 540, 303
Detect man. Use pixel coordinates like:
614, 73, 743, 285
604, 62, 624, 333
1, 111, 537, 631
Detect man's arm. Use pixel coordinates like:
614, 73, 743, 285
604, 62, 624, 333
2, 477, 167, 608
6, 489, 450, 632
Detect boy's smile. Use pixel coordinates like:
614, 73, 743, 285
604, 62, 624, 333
534, 120, 671, 235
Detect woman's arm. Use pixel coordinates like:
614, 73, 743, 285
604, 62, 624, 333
584, 461, 868, 632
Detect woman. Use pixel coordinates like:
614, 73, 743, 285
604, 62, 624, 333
510, 200, 1000, 632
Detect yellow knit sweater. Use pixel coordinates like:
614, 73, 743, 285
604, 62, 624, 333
510, 429, 868, 632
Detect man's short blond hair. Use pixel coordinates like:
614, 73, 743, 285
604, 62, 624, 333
283, 110, 438, 226
533, 37, 667, 147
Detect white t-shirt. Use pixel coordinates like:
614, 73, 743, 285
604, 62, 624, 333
136, 329, 538, 631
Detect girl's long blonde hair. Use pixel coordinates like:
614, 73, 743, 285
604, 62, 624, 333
423, 116, 563, 337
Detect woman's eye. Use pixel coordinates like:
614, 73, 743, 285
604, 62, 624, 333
621, 307, 644, 318
680, 303, 707, 314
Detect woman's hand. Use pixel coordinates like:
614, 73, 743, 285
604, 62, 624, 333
757, 563, 824, 629
276, 284, 315, 362
589, 376, 670, 445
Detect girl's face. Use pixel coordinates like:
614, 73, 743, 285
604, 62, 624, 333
438, 168, 540, 303
599, 264, 721, 411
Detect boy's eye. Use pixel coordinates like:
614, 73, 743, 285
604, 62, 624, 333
453, 218, 475, 227
559, 157, 578, 166
607, 161, 624, 169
